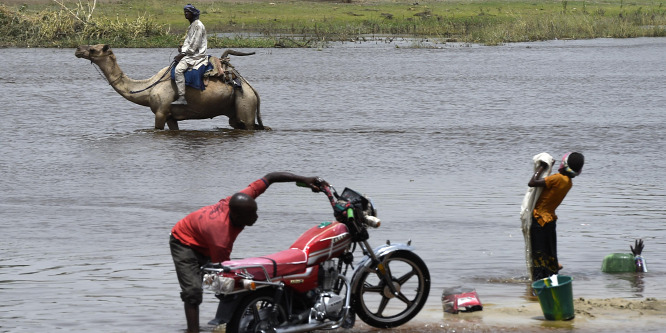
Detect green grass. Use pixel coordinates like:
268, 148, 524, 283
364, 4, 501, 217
1, 0, 665, 47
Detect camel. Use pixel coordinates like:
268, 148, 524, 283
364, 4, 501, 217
75, 44, 266, 130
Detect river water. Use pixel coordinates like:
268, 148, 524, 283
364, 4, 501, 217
1, 38, 665, 332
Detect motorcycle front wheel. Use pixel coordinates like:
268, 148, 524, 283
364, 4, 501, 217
352, 250, 431, 328
226, 288, 288, 333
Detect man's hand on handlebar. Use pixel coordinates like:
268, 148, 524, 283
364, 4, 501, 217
302, 176, 329, 192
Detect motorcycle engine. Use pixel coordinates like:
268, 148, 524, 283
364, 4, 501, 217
319, 260, 338, 291
314, 260, 344, 320
314, 293, 344, 320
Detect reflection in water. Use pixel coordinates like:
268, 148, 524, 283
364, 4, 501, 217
147, 128, 259, 148
628, 274, 645, 296
608, 273, 646, 297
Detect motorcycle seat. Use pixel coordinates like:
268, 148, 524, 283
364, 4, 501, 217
221, 249, 307, 280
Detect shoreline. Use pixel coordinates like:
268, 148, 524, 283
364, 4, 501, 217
345, 297, 666, 332
3, 0, 665, 48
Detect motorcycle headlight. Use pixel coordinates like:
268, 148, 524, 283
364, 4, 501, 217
365, 215, 381, 228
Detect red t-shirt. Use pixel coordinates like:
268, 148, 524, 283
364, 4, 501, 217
171, 178, 268, 262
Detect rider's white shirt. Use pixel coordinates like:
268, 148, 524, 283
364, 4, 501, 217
181, 19, 208, 69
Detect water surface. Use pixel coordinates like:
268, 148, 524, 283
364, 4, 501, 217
1, 38, 665, 332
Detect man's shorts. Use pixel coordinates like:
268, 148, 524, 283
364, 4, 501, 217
169, 234, 210, 305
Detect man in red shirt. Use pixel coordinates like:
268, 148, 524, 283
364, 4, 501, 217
169, 172, 326, 333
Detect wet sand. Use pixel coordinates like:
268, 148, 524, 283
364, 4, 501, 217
208, 297, 666, 332
347, 297, 666, 332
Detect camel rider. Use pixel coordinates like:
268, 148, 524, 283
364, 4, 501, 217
172, 4, 207, 105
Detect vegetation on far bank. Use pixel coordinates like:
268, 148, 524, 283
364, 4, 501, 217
1, 0, 665, 47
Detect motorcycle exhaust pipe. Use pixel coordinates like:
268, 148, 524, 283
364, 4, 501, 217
275, 321, 343, 333
276, 308, 351, 333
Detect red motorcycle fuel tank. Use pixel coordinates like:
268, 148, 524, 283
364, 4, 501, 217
290, 221, 351, 266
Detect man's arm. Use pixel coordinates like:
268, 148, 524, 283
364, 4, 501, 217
263, 172, 327, 192
528, 163, 547, 187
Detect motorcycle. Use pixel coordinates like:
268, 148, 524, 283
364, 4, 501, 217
202, 181, 431, 333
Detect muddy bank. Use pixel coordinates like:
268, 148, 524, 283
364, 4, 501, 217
344, 298, 666, 332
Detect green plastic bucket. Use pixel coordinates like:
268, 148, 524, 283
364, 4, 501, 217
531, 275, 575, 320
601, 253, 635, 273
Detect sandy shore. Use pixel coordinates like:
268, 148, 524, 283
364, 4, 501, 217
348, 297, 666, 332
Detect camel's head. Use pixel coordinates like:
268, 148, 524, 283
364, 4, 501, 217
75, 44, 114, 62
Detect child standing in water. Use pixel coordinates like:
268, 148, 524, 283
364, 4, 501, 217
528, 152, 585, 281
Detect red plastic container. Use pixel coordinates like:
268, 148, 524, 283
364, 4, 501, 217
442, 286, 483, 314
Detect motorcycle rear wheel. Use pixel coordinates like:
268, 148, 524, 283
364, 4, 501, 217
226, 288, 288, 333
352, 250, 431, 328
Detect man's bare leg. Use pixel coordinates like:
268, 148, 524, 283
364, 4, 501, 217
185, 303, 199, 333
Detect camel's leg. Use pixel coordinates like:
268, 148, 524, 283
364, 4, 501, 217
166, 119, 179, 130
154, 111, 167, 130
152, 104, 172, 130
234, 87, 258, 130
150, 88, 176, 130
244, 80, 264, 130
228, 116, 245, 130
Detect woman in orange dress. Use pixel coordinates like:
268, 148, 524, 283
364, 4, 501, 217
528, 152, 585, 281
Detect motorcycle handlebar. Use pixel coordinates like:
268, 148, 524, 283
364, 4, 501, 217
295, 177, 327, 191
296, 180, 338, 207
296, 181, 378, 241
296, 180, 378, 229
